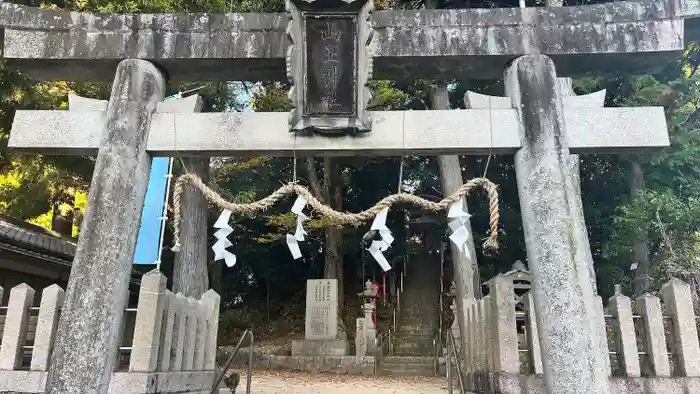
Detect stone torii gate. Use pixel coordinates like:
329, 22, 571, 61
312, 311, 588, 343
1, 0, 699, 393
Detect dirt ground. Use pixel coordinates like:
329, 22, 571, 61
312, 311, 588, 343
236, 371, 452, 394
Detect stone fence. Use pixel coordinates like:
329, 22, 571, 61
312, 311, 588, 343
0, 269, 221, 394
464, 275, 700, 394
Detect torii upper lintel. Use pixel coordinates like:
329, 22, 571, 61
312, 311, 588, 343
0, 0, 695, 82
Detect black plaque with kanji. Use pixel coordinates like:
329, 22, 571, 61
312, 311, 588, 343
304, 15, 357, 117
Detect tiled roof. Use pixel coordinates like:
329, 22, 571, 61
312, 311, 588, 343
0, 213, 76, 258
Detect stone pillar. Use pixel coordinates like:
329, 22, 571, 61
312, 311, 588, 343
201, 290, 221, 370
489, 276, 518, 374
362, 303, 377, 355
355, 317, 367, 357
505, 55, 611, 394
183, 297, 199, 370
594, 296, 611, 377
0, 284, 35, 370
608, 288, 641, 377
660, 278, 700, 376
634, 293, 670, 377
46, 59, 165, 394
170, 293, 188, 371
556, 77, 600, 293
129, 270, 167, 372
523, 293, 543, 375
31, 284, 65, 371
158, 292, 176, 372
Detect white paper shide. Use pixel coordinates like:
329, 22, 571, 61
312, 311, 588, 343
368, 207, 393, 271
447, 200, 472, 261
212, 209, 237, 267
287, 196, 309, 259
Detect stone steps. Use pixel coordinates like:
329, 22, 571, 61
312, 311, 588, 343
376, 356, 437, 377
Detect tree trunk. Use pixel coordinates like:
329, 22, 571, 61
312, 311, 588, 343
306, 157, 346, 339
173, 157, 211, 298
51, 195, 75, 237
629, 159, 651, 295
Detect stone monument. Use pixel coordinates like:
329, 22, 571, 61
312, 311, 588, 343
292, 279, 349, 356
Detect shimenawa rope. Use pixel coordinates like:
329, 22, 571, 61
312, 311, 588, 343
171, 173, 500, 253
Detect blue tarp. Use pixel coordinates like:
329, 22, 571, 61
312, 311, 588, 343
133, 94, 179, 265
133, 157, 171, 265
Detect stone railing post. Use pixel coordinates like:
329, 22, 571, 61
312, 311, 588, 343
170, 293, 187, 371
523, 293, 543, 374
158, 292, 176, 372
31, 284, 65, 371
490, 275, 519, 374
608, 286, 641, 377
660, 278, 700, 376
634, 293, 670, 377
480, 296, 491, 373
202, 290, 220, 370
129, 270, 167, 372
464, 300, 474, 375
0, 284, 35, 370
183, 297, 199, 370
194, 301, 207, 370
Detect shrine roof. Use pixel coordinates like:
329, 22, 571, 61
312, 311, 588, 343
0, 213, 76, 262
0, 0, 696, 81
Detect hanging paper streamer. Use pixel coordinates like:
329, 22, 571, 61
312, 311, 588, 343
447, 200, 472, 260
368, 207, 393, 271
287, 196, 308, 259
371, 207, 394, 251
212, 209, 237, 268
368, 240, 392, 271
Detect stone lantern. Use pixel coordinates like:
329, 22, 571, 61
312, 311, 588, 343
355, 279, 379, 357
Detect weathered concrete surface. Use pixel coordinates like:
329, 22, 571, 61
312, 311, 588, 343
108, 371, 215, 394
0, 0, 689, 81
8, 105, 669, 157
45, 59, 165, 394
470, 372, 700, 394
506, 55, 611, 394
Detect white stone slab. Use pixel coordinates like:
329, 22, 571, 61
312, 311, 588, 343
304, 279, 338, 340
8, 106, 668, 156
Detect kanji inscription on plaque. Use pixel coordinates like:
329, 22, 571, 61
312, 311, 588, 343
304, 15, 357, 116
304, 279, 339, 340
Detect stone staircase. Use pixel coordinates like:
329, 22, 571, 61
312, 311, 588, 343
392, 332, 435, 356
376, 356, 437, 376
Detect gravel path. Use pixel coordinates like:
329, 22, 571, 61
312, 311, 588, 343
237, 371, 451, 394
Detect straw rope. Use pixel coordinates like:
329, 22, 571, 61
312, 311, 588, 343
171, 173, 500, 253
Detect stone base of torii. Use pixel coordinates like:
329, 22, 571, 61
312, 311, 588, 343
2, 0, 694, 392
